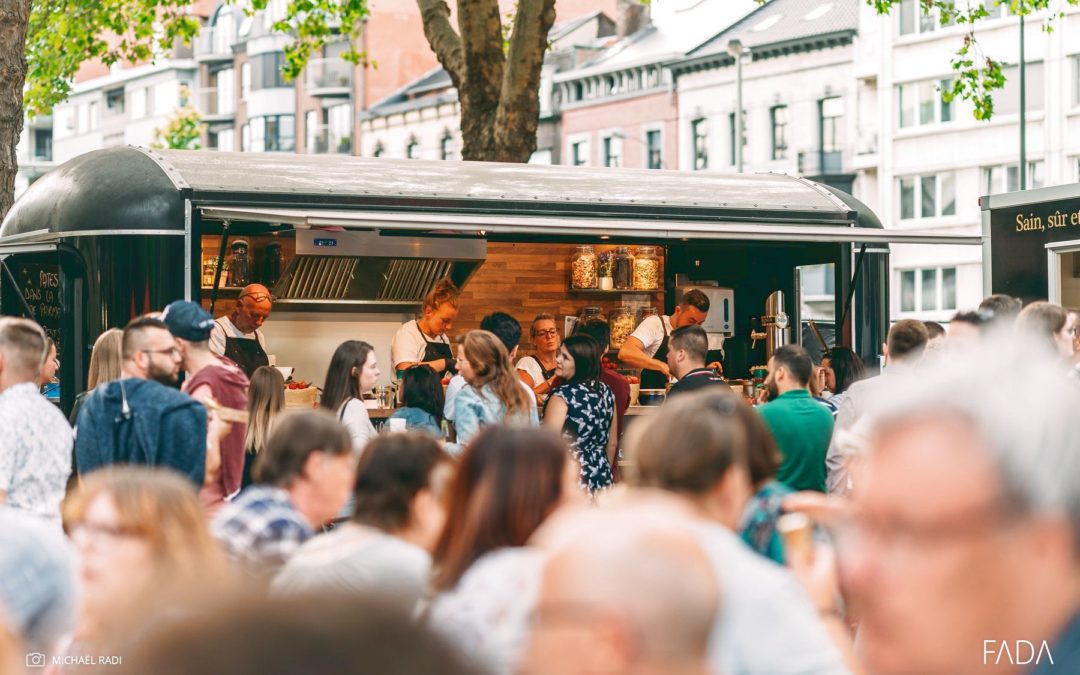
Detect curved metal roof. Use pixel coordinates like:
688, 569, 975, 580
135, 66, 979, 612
2, 146, 875, 241
1, 147, 185, 238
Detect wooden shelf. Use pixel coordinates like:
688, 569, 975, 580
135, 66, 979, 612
568, 288, 661, 295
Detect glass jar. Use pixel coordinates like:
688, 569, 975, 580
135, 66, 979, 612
202, 256, 217, 288
633, 245, 660, 290
262, 241, 284, 287
613, 246, 634, 290
228, 239, 251, 287
636, 306, 658, 326
578, 306, 605, 325
570, 245, 599, 290
608, 305, 636, 350
597, 250, 615, 280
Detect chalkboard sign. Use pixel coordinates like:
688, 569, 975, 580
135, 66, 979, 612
10, 262, 62, 351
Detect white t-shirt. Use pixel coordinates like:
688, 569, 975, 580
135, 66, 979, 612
337, 398, 377, 454
628, 314, 673, 358
209, 315, 266, 356
515, 355, 552, 386
391, 319, 450, 372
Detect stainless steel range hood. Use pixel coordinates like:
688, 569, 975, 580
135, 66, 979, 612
272, 229, 486, 312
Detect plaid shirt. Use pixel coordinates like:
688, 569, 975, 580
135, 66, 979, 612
212, 485, 314, 571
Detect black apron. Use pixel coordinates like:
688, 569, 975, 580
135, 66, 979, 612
640, 317, 670, 390
417, 323, 454, 373
527, 355, 557, 381
224, 332, 269, 378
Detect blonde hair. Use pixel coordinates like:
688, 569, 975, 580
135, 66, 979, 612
64, 467, 227, 581
463, 330, 532, 419
87, 328, 123, 389
423, 278, 460, 312
245, 365, 285, 455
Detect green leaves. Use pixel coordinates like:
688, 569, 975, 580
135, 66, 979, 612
151, 86, 205, 149
23, 0, 362, 116
757, 0, 1079, 122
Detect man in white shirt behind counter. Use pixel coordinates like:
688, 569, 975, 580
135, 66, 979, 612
617, 289, 711, 391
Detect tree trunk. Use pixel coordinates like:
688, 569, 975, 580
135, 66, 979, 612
0, 0, 30, 221
493, 0, 556, 163
417, 0, 554, 163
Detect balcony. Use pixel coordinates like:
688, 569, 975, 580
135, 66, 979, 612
307, 125, 352, 154
196, 87, 236, 121
304, 58, 352, 96
195, 28, 236, 62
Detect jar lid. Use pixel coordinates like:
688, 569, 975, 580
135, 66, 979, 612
615, 246, 631, 253
577, 244, 595, 251
231, 239, 250, 250
636, 245, 656, 253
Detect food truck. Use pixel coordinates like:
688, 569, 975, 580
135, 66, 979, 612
0, 147, 980, 413
982, 183, 1080, 308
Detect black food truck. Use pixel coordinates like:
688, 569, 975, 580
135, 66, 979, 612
0, 147, 980, 414
983, 183, 1080, 308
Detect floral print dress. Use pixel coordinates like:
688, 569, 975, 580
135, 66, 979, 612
550, 380, 615, 492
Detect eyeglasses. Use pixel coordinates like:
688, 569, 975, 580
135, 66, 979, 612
533, 329, 559, 338
240, 293, 273, 304
142, 347, 181, 358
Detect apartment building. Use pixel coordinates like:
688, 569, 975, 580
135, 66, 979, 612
554, 0, 757, 170
359, 10, 617, 163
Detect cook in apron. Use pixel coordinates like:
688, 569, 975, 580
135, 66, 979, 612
639, 318, 670, 390
224, 333, 269, 378
397, 322, 455, 380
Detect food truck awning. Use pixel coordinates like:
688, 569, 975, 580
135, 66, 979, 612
199, 205, 983, 246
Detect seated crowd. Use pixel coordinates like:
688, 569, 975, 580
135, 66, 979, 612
1, 292, 1079, 675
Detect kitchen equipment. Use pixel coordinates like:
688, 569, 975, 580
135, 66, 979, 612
578, 306, 605, 327
637, 389, 666, 406
751, 290, 790, 360
674, 284, 735, 337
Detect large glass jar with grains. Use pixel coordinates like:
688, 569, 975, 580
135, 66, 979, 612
633, 245, 660, 290
636, 306, 658, 326
613, 246, 634, 290
571, 245, 599, 290
608, 305, 636, 350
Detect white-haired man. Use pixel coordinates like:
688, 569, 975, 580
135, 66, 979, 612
841, 336, 1080, 675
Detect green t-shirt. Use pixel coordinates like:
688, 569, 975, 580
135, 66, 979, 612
757, 389, 834, 492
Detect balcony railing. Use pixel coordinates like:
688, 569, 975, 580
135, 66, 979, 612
304, 58, 352, 94
307, 125, 352, 154
196, 87, 236, 118
195, 28, 235, 61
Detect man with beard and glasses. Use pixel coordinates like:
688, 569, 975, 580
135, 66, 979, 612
74, 317, 208, 486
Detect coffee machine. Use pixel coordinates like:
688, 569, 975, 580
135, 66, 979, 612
750, 290, 790, 361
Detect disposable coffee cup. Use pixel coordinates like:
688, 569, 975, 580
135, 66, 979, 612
387, 418, 407, 433
776, 512, 813, 568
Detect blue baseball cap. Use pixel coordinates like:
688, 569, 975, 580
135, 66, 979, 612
162, 300, 216, 342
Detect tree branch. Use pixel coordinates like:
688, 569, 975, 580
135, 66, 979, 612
416, 0, 464, 86
494, 0, 556, 159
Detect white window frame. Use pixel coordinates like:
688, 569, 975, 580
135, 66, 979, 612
567, 133, 590, 167
897, 78, 954, 129
643, 124, 664, 170
897, 0, 954, 36
898, 266, 958, 314
981, 161, 1045, 196
690, 118, 708, 170
897, 172, 957, 221
601, 131, 622, 168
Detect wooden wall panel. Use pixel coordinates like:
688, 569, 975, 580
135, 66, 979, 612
455, 242, 665, 356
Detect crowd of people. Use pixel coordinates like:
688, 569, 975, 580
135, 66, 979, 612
1, 290, 1080, 675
